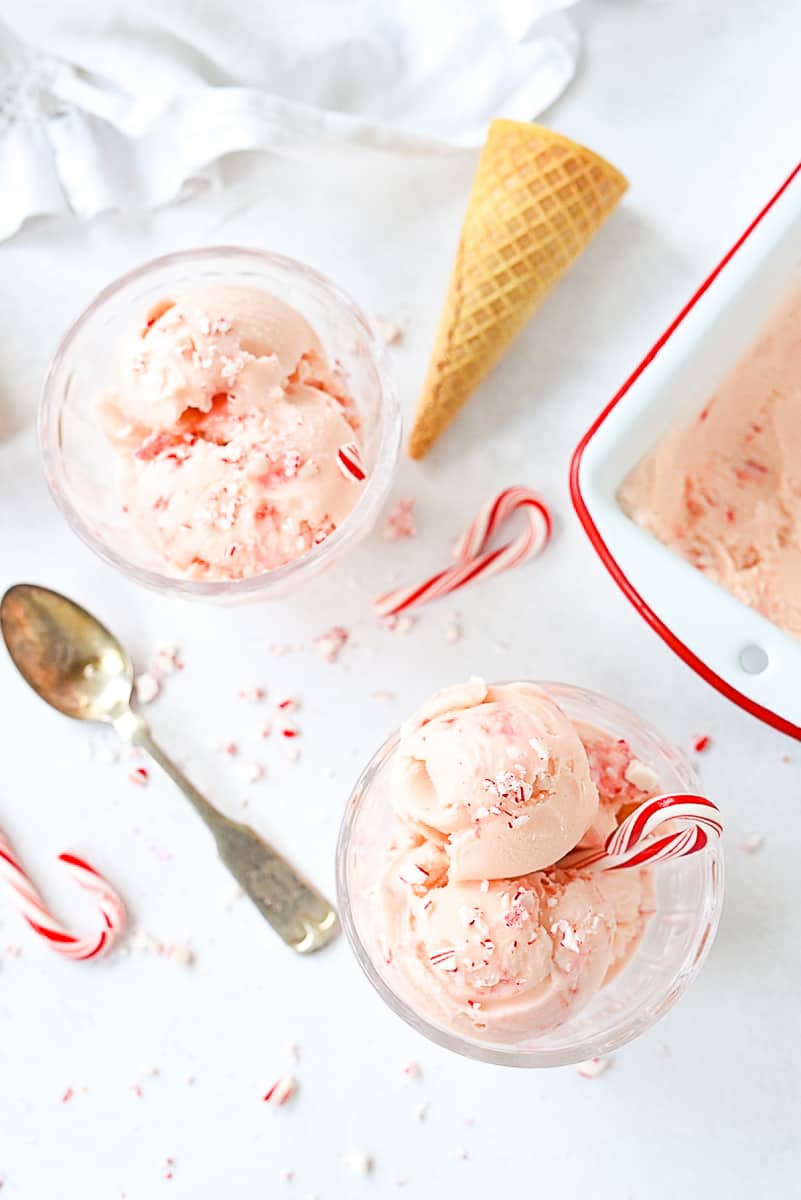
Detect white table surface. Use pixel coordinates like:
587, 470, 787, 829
2, 3, 800, 1197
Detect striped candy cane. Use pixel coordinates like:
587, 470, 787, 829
0, 830, 126, 961
375, 486, 551, 617
559, 793, 723, 872
337, 443, 366, 483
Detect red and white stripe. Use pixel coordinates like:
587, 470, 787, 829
0, 830, 126, 961
337, 442, 366, 483
375, 486, 551, 617
263, 1074, 296, 1106
559, 793, 723, 873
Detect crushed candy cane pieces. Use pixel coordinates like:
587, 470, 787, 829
263, 1075, 297, 1107
385, 614, 416, 635
693, 735, 712, 753
741, 834, 764, 854
445, 611, 463, 643
129, 767, 150, 787
623, 758, 660, 792
577, 1057, 609, 1079
314, 626, 349, 663
383, 497, 416, 541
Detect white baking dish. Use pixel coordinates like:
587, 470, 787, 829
571, 162, 801, 740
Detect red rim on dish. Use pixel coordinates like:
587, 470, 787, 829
570, 161, 801, 743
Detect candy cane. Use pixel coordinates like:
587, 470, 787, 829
0, 830, 126, 960
375, 486, 551, 617
337, 443, 366, 483
559, 793, 723, 873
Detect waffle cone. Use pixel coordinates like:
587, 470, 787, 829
408, 120, 627, 459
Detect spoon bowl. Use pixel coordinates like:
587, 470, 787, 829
1, 584, 133, 722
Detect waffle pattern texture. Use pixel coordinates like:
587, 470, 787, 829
408, 119, 627, 458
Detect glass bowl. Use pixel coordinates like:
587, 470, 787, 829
336, 682, 724, 1068
39, 246, 400, 604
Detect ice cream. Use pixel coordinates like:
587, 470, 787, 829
98, 286, 365, 580
391, 679, 598, 881
372, 681, 656, 1041
619, 280, 801, 639
576, 721, 661, 846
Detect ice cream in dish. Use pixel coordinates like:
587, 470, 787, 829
372, 680, 659, 1041
392, 679, 598, 881
619, 278, 801, 640
98, 286, 365, 581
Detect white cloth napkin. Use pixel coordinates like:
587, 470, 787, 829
0, 0, 578, 240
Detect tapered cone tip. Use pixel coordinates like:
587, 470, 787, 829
408, 120, 627, 459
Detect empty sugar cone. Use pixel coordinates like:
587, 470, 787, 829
408, 120, 627, 459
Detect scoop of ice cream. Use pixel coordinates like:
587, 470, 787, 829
618, 280, 801, 639
391, 679, 599, 881
377, 843, 653, 1038
98, 286, 364, 580
109, 287, 335, 432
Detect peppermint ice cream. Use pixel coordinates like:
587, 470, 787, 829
370, 680, 657, 1041
98, 286, 365, 580
619, 279, 801, 639
391, 679, 598, 881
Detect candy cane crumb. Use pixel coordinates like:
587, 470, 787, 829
263, 1075, 296, 1107
445, 612, 463, 643
314, 626, 349, 663
344, 1149, 373, 1175
577, 1056, 610, 1079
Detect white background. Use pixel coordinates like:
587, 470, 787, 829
1, 3, 800, 1197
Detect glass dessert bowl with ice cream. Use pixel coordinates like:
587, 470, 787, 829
336, 679, 723, 1067
39, 247, 400, 602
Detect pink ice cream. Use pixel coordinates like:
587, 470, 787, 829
373, 680, 656, 1041
378, 842, 652, 1039
576, 722, 661, 847
619, 280, 801, 639
98, 286, 365, 580
391, 679, 599, 881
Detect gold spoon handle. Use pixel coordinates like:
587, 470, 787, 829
115, 712, 338, 953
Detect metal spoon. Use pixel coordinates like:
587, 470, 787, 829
0, 584, 338, 954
